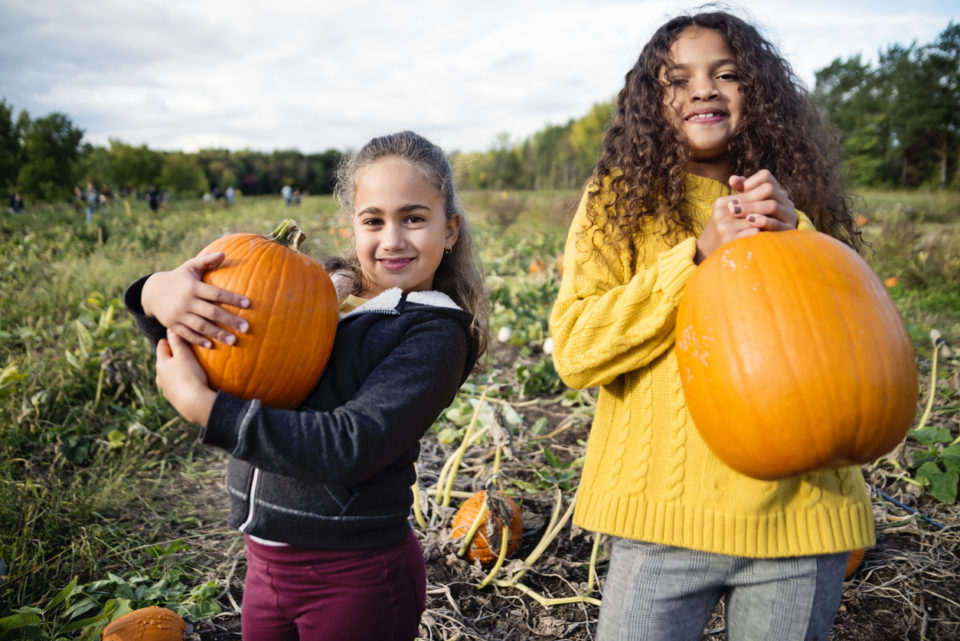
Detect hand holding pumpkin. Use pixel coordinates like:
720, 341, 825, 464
141, 251, 250, 348
156, 330, 216, 426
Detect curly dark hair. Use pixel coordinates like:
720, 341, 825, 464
588, 10, 861, 260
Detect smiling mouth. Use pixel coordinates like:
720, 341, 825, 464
379, 257, 414, 271
686, 112, 727, 122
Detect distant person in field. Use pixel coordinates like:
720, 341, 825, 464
225, 185, 235, 206
549, 10, 865, 641
147, 186, 162, 213
124, 130, 488, 641
281, 183, 293, 206
84, 182, 99, 223
8, 192, 24, 214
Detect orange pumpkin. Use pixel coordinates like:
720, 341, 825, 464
451, 489, 523, 564
195, 220, 338, 408
885, 276, 899, 288
529, 259, 547, 274
555, 252, 565, 277
101, 606, 185, 641
675, 230, 917, 480
845, 548, 866, 579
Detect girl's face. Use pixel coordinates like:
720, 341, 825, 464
660, 26, 742, 179
352, 156, 460, 298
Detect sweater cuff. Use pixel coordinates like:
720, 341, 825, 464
657, 237, 698, 300
123, 274, 152, 315
200, 391, 248, 454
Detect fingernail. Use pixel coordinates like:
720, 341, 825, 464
225, 335, 236, 346
733, 206, 743, 215
731, 198, 740, 206
748, 215, 757, 223
203, 340, 212, 349
240, 298, 250, 308
239, 321, 249, 333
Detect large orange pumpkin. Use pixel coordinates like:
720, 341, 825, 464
675, 230, 917, 480
194, 220, 338, 409
101, 606, 185, 641
451, 489, 523, 564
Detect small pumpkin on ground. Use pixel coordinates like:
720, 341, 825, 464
101, 606, 186, 641
451, 488, 523, 564
194, 220, 338, 409
675, 230, 917, 480
845, 548, 867, 579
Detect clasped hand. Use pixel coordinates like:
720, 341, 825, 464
695, 170, 798, 264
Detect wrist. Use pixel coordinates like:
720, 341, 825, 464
141, 273, 159, 318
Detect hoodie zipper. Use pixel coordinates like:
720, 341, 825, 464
239, 468, 260, 532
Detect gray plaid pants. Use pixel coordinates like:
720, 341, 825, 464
596, 538, 848, 641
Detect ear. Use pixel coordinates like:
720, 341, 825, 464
445, 214, 462, 250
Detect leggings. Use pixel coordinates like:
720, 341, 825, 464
241, 530, 426, 641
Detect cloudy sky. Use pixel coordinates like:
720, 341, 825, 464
1, 0, 955, 154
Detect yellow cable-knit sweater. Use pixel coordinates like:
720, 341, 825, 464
549, 173, 875, 558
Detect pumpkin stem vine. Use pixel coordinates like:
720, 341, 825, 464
268, 219, 307, 251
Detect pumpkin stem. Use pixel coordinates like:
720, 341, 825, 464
269, 219, 306, 251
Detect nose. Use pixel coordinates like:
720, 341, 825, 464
691, 75, 719, 101
380, 222, 406, 251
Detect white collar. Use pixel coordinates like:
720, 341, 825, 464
342, 288, 461, 318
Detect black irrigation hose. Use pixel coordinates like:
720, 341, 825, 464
869, 484, 947, 530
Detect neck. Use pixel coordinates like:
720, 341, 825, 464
686, 154, 732, 183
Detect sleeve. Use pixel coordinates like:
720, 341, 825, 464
549, 190, 698, 390
200, 315, 470, 487
123, 274, 166, 345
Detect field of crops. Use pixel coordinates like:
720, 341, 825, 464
1, 189, 958, 640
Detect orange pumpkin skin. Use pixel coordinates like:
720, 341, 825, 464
101, 606, 185, 641
845, 548, 866, 579
675, 230, 917, 480
194, 221, 338, 409
451, 490, 523, 564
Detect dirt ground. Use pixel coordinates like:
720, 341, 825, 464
180, 344, 960, 641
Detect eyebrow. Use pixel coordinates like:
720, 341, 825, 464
356, 203, 432, 216
663, 57, 738, 73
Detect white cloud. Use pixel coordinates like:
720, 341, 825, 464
0, 0, 954, 153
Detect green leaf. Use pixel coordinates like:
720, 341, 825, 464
911, 449, 938, 468
940, 443, 960, 469
0, 608, 42, 633
542, 446, 565, 469
510, 479, 541, 493
45, 576, 78, 611
916, 461, 959, 504
910, 427, 951, 446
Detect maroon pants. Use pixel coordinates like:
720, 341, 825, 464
241, 530, 426, 641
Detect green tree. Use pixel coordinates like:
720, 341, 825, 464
160, 152, 208, 197
107, 139, 163, 194
16, 111, 84, 201
0, 98, 21, 193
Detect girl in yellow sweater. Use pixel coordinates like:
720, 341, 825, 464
549, 10, 866, 641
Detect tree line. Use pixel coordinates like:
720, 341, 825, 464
814, 22, 960, 189
2, 20, 957, 205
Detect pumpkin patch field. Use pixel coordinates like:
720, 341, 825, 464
0, 190, 958, 640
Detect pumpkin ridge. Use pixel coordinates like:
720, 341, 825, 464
259, 245, 295, 402
248, 238, 288, 402
773, 233, 843, 471
811, 235, 875, 460
831, 242, 887, 458
229, 236, 262, 398
713, 244, 769, 473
